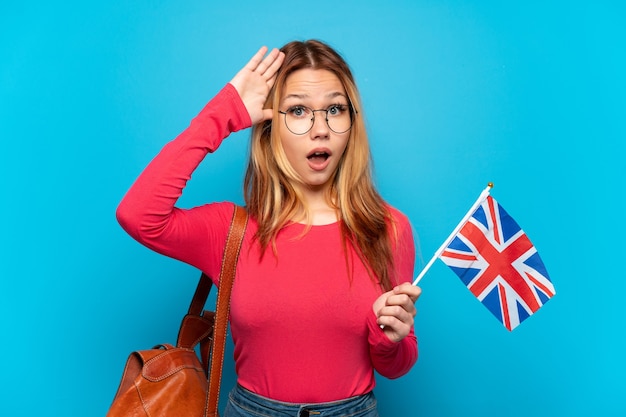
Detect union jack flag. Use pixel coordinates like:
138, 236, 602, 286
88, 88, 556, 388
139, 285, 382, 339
439, 196, 555, 331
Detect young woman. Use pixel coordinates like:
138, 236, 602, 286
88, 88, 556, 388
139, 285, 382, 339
117, 40, 421, 417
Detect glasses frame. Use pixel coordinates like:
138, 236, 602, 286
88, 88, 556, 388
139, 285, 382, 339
278, 101, 356, 136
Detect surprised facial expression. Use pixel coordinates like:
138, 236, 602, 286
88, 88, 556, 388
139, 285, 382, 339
277, 69, 351, 193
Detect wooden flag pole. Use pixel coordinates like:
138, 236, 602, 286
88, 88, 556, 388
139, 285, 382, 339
412, 182, 494, 286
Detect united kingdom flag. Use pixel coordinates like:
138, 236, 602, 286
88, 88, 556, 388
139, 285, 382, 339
439, 196, 555, 331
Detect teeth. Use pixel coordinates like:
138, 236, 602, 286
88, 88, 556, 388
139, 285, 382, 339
308, 151, 329, 159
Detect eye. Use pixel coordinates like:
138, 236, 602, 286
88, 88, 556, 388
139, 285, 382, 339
327, 104, 348, 117
287, 106, 310, 118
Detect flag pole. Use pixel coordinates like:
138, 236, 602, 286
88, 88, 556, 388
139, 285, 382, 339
412, 182, 494, 286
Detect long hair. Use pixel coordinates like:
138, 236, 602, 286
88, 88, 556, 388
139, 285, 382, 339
244, 40, 397, 291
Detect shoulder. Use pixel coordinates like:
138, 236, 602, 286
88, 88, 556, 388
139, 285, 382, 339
187, 201, 243, 234
384, 204, 414, 248
385, 204, 412, 231
385, 205, 416, 284
191, 201, 249, 253
213, 200, 240, 218
193, 200, 237, 218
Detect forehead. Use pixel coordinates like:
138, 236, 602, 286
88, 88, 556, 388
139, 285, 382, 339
281, 69, 346, 101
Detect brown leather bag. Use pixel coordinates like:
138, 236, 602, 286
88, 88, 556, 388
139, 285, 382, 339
106, 206, 248, 417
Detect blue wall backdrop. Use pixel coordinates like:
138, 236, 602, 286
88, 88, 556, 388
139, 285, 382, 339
1, 1, 624, 416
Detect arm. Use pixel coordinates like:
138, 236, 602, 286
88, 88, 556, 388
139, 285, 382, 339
369, 210, 420, 378
115, 84, 250, 272
116, 47, 285, 274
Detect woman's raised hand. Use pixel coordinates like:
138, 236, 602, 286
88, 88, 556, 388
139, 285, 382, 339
229, 46, 285, 125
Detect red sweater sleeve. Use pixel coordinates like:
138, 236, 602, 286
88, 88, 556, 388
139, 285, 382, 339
115, 84, 251, 277
367, 210, 418, 378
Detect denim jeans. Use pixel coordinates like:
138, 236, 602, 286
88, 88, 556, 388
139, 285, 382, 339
223, 384, 380, 417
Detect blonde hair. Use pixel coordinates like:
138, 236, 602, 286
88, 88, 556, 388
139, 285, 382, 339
244, 40, 397, 291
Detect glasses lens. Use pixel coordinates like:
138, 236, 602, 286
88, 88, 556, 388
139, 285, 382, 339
283, 105, 353, 135
284, 107, 313, 135
326, 105, 352, 134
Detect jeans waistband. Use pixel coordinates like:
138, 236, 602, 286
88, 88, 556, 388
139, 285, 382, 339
225, 384, 379, 417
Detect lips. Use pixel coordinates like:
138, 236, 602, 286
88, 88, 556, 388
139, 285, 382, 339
307, 151, 329, 162
306, 148, 331, 171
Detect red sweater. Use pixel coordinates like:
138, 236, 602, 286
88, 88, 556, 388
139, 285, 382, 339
116, 84, 418, 403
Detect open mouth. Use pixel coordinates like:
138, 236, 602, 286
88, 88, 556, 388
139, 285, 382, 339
307, 151, 330, 163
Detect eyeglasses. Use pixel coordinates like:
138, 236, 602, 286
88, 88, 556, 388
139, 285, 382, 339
278, 104, 354, 135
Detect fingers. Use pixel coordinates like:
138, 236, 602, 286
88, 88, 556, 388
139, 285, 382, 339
387, 284, 421, 309
245, 46, 269, 72
373, 284, 421, 320
378, 297, 416, 323
246, 46, 285, 81
263, 49, 285, 81
377, 313, 412, 336
391, 283, 421, 303
374, 284, 421, 342
377, 304, 414, 327
230, 46, 285, 125
261, 108, 274, 121
376, 305, 413, 343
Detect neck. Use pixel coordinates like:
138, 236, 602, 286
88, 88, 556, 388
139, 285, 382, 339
294, 183, 339, 225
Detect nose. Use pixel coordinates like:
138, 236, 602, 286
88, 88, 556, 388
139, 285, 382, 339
310, 110, 329, 139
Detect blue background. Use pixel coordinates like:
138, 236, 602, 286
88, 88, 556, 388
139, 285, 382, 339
1, 1, 624, 416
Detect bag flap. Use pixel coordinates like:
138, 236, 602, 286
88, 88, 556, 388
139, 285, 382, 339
141, 347, 204, 382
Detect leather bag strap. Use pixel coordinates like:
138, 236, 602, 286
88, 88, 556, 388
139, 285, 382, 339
188, 272, 214, 317
205, 205, 248, 416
